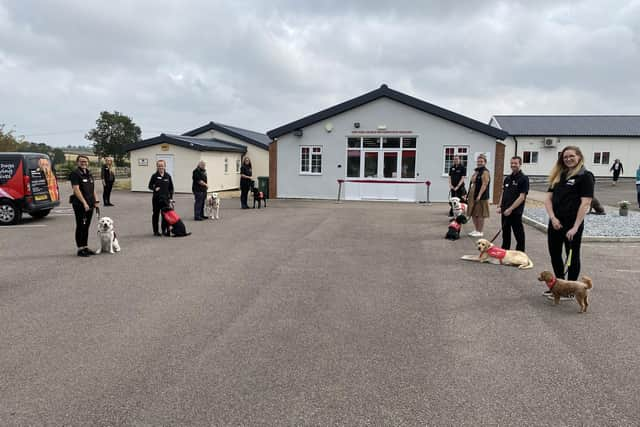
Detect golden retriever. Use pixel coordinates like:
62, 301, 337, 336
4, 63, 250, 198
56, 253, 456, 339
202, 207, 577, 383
538, 271, 593, 313
475, 238, 534, 269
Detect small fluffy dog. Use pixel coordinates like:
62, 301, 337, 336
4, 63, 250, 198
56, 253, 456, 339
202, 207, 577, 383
205, 192, 220, 220
538, 271, 593, 313
445, 214, 468, 240
450, 197, 468, 218
474, 238, 533, 269
96, 216, 121, 254
252, 186, 267, 209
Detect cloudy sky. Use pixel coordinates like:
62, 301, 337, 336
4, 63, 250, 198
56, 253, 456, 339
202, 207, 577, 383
1, 0, 639, 147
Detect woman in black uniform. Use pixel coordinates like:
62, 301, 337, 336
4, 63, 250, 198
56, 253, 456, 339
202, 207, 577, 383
101, 156, 116, 206
69, 155, 99, 256
148, 160, 174, 236
239, 157, 252, 209
544, 146, 594, 295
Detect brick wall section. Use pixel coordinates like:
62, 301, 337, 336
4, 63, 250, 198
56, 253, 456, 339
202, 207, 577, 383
269, 140, 277, 198
493, 141, 505, 205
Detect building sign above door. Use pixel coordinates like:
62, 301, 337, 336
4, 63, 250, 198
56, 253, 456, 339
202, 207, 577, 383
160, 144, 170, 151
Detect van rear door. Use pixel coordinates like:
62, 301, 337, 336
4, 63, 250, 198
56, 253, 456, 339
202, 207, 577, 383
25, 155, 60, 204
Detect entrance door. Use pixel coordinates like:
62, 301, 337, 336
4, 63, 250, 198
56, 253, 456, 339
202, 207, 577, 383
156, 154, 174, 176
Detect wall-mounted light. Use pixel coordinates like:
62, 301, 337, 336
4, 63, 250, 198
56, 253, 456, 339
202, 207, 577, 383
354, 122, 360, 128
293, 129, 303, 137
324, 122, 334, 133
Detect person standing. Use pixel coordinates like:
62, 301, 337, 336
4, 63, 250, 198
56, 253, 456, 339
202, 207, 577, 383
240, 156, 252, 209
101, 157, 116, 206
636, 164, 640, 209
448, 155, 467, 216
497, 156, 529, 252
148, 160, 174, 236
544, 146, 594, 296
192, 160, 208, 220
466, 153, 491, 237
69, 155, 99, 257
610, 159, 623, 185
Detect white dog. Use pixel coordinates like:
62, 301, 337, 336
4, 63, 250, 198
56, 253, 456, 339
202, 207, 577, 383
96, 216, 121, 254
205, 192, 221, 220
450, 197, 467, 218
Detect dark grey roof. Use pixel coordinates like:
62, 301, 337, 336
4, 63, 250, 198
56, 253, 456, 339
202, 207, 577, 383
182, 122, 271, 149
267, 84, 508, 139
492, 115, 640, 137
124, 134, 247, 153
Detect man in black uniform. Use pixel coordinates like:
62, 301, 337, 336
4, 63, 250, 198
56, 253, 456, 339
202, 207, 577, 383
148, 160, 174, 236
497, 156, 529, 252
69, 155, 99, 256
448, 155, 466, 216
192, 160, 208, 220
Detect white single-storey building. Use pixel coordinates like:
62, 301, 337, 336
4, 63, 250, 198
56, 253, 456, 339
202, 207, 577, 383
267, 84, 509, 203
490, 115, 640, 178
125, 122, 271, 193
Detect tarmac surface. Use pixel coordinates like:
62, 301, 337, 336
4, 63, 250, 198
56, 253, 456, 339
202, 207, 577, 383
2, 185, 640, 426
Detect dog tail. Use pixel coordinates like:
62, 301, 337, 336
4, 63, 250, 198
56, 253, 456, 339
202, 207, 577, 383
581, 276, 593, 289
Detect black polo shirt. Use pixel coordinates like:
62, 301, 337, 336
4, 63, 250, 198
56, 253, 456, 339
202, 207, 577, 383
548, 168, 594, 222
192, 167, 207, 193
148, 172, 174, 201
501, 170, 529, 214
69, 167, 95, 206
448, 164, 466, 187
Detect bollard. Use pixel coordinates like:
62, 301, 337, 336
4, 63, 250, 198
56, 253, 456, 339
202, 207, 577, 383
425, 180, 432, 205
336, 179, 344, 203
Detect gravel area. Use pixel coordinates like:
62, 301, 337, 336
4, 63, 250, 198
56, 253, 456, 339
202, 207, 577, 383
524, 207, 640, 238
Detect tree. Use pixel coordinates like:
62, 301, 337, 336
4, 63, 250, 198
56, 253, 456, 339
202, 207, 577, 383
85, 111, 141, 165
0, 124, 20, 152
52, 148, 66, 165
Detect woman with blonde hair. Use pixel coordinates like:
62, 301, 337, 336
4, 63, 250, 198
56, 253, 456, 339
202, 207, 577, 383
466, 153, 491, 237
543, 146, 594, 296
101, 157, 116, 206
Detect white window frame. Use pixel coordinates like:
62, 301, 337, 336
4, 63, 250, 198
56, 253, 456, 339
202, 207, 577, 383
593, 151, 610, 165
522, 150, 539, 164
224, 157, 229, 174
236, 159, 241, 174
442, 146, 470, 176
299, 145, 323, 175
345, 136, 417, 179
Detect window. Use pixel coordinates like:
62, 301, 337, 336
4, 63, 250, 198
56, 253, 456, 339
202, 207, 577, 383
224, 158, 228, 173
236, 159, 240, 173
522, 151, 539, 164
345, 136, 417, 179
593, 151, 610, 164
443, 146, 469, 174
300, 146, 322, 174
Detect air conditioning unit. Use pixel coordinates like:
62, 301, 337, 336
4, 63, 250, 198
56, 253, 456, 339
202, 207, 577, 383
543, 137, 559, 148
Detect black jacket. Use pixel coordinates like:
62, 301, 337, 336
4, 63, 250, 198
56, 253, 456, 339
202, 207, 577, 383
148, 172, 174, 202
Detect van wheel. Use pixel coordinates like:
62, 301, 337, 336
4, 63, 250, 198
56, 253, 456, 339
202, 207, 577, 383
0, 200, 21, 225
30, 209, 51, 219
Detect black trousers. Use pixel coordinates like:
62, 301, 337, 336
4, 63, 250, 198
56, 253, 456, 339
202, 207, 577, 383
240, 184, 250, 208
547, 221, 584, 281
637, 184, 640, 208
501, 213, 525, 252
103, 181, 113, 204
194, 191, 206, 219
152, 198, 169, 234
72, 203, 93, 248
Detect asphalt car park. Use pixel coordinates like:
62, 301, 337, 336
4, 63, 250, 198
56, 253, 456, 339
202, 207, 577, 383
2, 186, 640, 425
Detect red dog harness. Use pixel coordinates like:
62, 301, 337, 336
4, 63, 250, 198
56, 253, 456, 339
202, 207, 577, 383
448, 220, 461, 232
486, 246, 507, 260
545, 276, 557, 289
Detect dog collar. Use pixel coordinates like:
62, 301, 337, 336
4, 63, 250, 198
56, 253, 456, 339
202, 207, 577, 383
546, 277, 557, 289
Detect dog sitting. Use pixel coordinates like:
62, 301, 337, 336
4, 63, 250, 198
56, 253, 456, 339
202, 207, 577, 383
538, 271, 593, 313
205, 192, 221, 220
445, 214, 468, 240
450, 197, 468, 219
251, 185, 267, 209
96, 216, 121, 254
472, 238, 534, 269
588, 197, 606, 215
161, 205, 191, 237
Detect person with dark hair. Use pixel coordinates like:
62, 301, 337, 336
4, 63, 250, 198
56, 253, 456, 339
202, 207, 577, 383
466, 153, 490, 237
610, 159, 623, 185
101, 157, 115, 206
240, 156, 252, 209
544, 146, 594, 297
148, 160, 174, 236
192, 160, 208, 220
497, 156, 529, 252
636, 164, 640, 208
448, 155, 467, 216
69, 155, 99, 256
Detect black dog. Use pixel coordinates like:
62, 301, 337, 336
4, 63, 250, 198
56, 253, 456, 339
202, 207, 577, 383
161, 207, 191, 237
588, 197, 606, 215
445, 214, 468, 240
251, 184, 267, 209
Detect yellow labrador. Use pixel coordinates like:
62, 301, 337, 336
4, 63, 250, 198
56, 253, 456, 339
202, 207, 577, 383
472, 238, 533, 269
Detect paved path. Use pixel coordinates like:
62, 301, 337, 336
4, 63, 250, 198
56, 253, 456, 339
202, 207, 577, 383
2, 188, 640, 425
